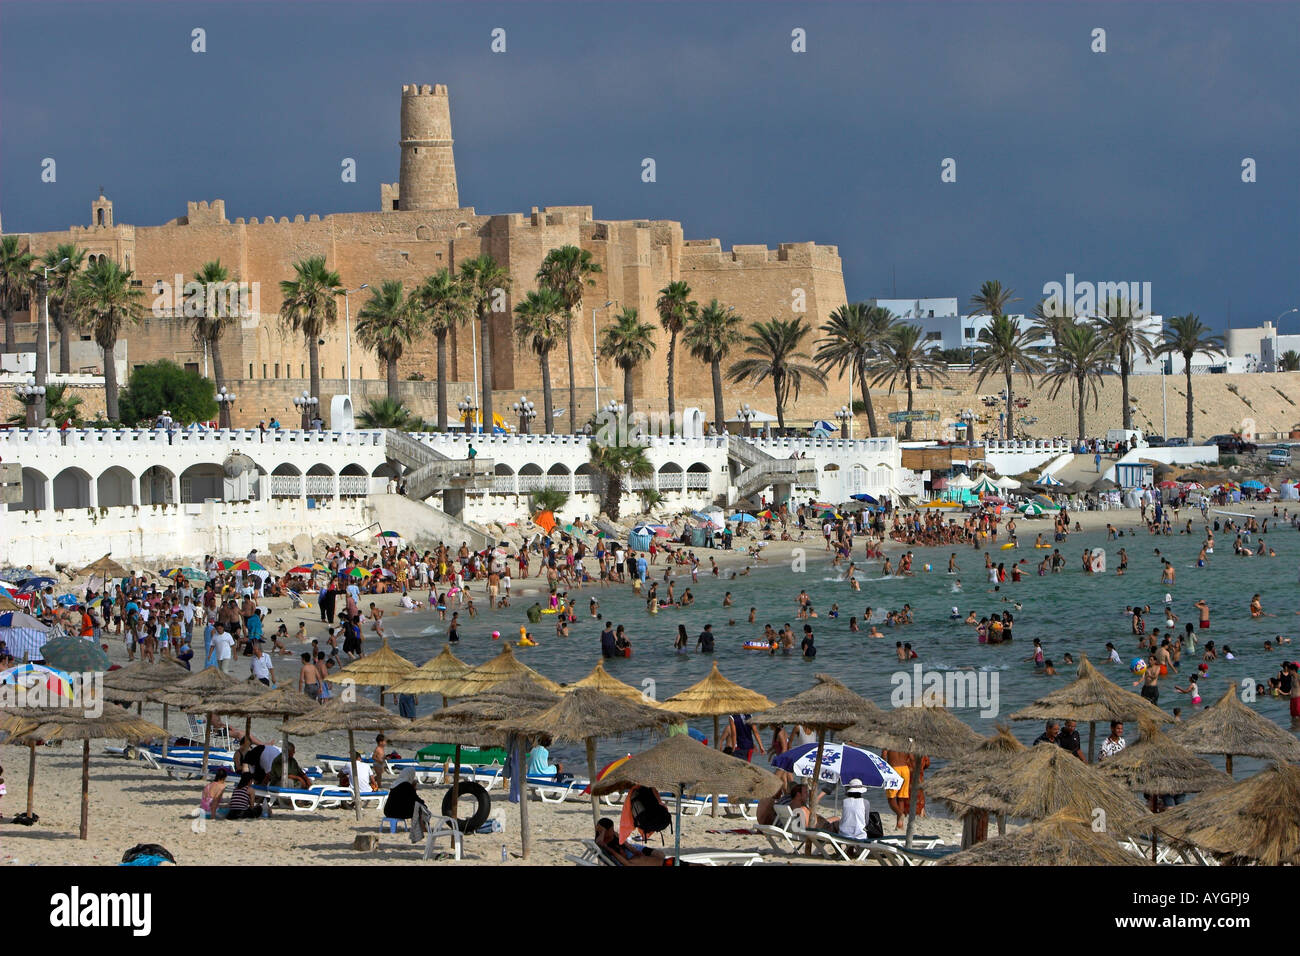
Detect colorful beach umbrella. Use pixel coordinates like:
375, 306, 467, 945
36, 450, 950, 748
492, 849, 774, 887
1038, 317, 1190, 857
0, 663, 76, 703
38, 634, 112, 673
771, 742, 905, 790
347, 567, 372, 579
375, 530, 402, 539
1036, 473, 1063, 486
229, 560, 267, 573
158, 567, 206, 582
0, 611, 51, 660
55, 594, 79, 607
728, 513, 758, 522
1018, 502, 1046, 516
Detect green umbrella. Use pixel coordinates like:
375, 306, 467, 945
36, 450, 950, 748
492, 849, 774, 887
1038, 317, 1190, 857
37, 634, 112, 672
1017, 502, 1045, 516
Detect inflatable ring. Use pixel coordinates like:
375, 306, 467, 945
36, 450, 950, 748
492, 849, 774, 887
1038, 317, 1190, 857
441, 780, 491, 833
541, 609, 557, 615
1035, 544, 1052, 549
743, 640, 776, 651
1000, 542, 1016, 550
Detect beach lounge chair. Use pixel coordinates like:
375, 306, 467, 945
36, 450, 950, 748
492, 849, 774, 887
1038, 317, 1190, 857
254, 785, 334, 812
755, 803, 802, 855
186, 713, 231, 751
422, 815, 463, 861
676, 851, 764, 866
808, 830, 915, 865
566, 838, 612, 866
526, 774, 589, 803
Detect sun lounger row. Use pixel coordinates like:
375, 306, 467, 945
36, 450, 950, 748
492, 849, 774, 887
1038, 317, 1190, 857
756, 805, 956, 864
253, 784, 389, 812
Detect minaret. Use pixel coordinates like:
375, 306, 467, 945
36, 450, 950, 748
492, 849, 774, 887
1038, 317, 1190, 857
398, 84, 459, 211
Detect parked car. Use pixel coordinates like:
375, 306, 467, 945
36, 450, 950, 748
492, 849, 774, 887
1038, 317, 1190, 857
1144, 435, 1168, 448
1267, 447, 1292, 466
1207, 434, 1257, 454
1165, 437, 1189, 447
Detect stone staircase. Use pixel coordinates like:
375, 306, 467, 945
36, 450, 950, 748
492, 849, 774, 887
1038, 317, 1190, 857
384, 430, 495, 500
727, 436, 819, 499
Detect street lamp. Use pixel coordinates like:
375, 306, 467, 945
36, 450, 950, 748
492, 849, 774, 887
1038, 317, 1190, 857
834, 404, 851, 439
457, 395, 480, 434
342, 284, 368, 404
14, 376, 46, 428
293, 390, 319, 430
216, 385, 237, 430
737, 403, 756, 437
512, 395, 536, 434
592, 299, 615, 412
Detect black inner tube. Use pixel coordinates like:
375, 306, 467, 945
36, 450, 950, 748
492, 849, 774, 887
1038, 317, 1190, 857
441, 780, 491, 833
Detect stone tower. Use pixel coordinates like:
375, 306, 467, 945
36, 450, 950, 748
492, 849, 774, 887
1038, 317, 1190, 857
397, 83, 459, 211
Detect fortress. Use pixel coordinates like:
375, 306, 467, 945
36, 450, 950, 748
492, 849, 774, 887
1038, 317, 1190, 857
8, 84, 850, 428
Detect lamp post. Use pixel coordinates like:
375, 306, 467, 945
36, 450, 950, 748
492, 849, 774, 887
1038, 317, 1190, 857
14, 376, 46, 427
512, 395, 536, 434
216, 385, 236, 430
293, 391, 319, 430
342, 284, 368, 404
834, 404, 851, 439
592, 299, 614, 414
457, 395, 480, 434
737, 403, 756, 438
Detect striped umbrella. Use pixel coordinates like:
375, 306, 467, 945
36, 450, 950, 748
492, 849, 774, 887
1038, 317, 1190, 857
0, 611, 51, 661
229, 560, 267, 573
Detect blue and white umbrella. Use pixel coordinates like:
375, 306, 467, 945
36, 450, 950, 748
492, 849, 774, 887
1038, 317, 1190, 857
0, 610, 53, 661
850, 493, 878, 503
728, 513, 758, 522
1036, 473, 1063, 486
55, 594, 80, 607
771, 742, 904, 789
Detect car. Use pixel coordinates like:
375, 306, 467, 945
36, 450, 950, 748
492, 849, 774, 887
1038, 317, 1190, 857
1267, 448, 1292, 466
1208, 434, 1256, 454
1165, 437, 1188, 447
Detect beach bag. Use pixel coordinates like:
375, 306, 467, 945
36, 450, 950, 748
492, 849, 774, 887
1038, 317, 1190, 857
865, 811, 884, 839
629, 786, 671, 836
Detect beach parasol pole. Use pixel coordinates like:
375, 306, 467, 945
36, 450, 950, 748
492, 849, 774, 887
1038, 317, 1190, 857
674, 783, 684, 865
1087, 720, 1096, 764
516, 735, 531, 859
449, 745, 462, 820
587, 737, 600, 825
711, 715, 721, 818
201, 709, 213, 776
161, 703, 169, 759
348, 729, 362, 821
26, 741, 37, 818
80, 739, 90, 840
1225, 753, 1233, 778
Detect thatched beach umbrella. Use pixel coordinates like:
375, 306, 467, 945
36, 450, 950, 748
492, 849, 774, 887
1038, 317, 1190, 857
285, 698, 410, 821
1097, 720, 1232, 799
1165, 685, 1300, 776
662, 662, 773, 816
102, 659, 191, 756
590, 733, 783, 865
929, 740, 1152, 838
214, 686, 320, 790
1009, 655, 1171, 761
924, 726, 1027, 844
938, 810, 1152, 867
842, 704, 983, 848
386, 646, 470, 705
495, 687, 681, 837
750, 674, 886, 829
1153, 763, 1300, 865
156, 667, 238, 774
76, 553, 129, 591
398, 674, 559, 834
565, 661, 651, 704
2, 700, 167, 839
435, 644, 562, 699
336, 638, 416, 706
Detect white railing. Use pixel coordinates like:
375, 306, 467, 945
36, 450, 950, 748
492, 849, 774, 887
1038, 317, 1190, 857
517, 475, 548, 491
0, 427, 384, 448
269, 475, 303, 498
685, 473, 710, 490
572, 475, 598, 493
657, 473, 684, 491
338, 475, 369, 497
305, 475, 335, 497
491, 475, 517, 493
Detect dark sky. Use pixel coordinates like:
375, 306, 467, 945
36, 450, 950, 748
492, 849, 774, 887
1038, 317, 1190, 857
2, 1, 1297, 330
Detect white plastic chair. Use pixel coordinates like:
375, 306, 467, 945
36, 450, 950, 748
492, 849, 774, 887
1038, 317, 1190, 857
423, 815, 463, 860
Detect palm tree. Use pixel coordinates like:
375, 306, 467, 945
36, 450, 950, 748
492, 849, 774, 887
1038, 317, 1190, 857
656, 280, 697, 423
1094, 304, 1156, 431
278, 256, 343, 405
43, 245, 85, 373
73, 258, 143, 421
1028, 295, 1074, 351
356, 397, 423, 430
459, 255, 512, 433
189, 260, 236, 425
588, 441, 653, 522
1281, 350, 1300, 372
683, 299, 744, 434
537, 246, 602, 432
513, 287, 565, 433
0, 236, 34, 354
970, 314, 1045, 441
815, 303, 896, 437
598, 307, 657, 418
726, 317, 827, 432
355, 280, 418, 403
1042, 321, 1115, 441
413, 269, 469, 431
869, 324, 950, 439
4, 382, 83, 427
969, 280, 1028, 440
1157, 314, 1225, 440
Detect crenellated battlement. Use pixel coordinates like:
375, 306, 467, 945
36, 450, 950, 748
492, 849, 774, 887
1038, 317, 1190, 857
402, 83, 449, 97
185, 199, 228, 224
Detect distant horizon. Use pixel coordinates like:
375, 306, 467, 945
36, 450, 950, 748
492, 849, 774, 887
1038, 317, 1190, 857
2, 1, 1297, 332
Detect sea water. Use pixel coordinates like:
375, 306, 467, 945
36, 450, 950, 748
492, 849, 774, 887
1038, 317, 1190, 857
371, 524, 1300, 775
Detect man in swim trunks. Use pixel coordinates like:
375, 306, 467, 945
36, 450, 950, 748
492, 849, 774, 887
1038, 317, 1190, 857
1195, 599, 1210, 630
880, 748, 912, 830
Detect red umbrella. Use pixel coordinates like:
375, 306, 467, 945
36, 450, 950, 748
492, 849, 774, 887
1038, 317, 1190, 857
1158, 480, 1180, 488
